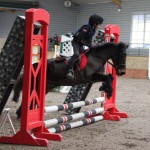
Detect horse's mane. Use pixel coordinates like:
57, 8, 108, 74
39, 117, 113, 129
92, 42, 117, 52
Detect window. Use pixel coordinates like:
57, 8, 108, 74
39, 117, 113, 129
131, 14, 150, 48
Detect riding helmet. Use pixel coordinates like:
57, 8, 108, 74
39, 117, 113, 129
89, 14, 104, 26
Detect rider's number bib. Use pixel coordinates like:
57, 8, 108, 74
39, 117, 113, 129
59, 35, 74, 57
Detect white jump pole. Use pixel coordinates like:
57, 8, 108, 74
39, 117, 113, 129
44, 97, 105, 113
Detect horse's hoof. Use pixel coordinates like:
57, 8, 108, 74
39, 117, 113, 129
12, 96, 19, 103
106, 93, 111, 99
99, 83, 107, 91
106, 90, 113, 99
16, 110, 21, 119
12, 99, 18, 103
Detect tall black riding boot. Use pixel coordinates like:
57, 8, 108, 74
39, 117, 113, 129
66, 60, 75, 79
66, 42, 80, 79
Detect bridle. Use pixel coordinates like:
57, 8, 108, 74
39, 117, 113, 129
106, 60, 117, 69
98, 48, 126, 70
74, 47, 124, 70
98, 56, 117, 69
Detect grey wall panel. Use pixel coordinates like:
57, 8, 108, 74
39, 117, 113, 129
0, 10, 25, 38
0, 0, 77, 38
78, 0, 150, 43
39, 0, 77, 37
0, 10, 25, 49
0, 0, 150, 44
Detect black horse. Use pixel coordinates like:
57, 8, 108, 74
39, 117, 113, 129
12, 42, 128, 117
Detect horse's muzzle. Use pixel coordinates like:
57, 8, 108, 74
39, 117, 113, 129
116, 68, 126, 76
116, 64, 126, 76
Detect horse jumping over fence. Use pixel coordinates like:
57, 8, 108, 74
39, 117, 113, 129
12, 42, 128, 118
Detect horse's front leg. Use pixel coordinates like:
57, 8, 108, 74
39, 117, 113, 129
92, 73, 114, 99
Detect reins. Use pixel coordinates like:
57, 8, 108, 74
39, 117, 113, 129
71, 47, 119, 69
98, 56, 117, 69
106, 60, 117, 68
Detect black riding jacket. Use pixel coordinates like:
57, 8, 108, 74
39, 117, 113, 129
73, 24, 95, 48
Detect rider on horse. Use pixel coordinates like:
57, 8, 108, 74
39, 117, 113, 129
66, 14, 104, 79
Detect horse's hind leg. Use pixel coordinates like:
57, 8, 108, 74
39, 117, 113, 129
12, 74, 23, 103
92, 73, 114, 99
16, 104, 22, 119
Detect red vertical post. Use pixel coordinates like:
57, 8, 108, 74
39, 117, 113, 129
103, 24, 128, 121
0, 9, 62, 147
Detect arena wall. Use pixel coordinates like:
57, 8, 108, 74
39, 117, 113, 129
123, 56, 148, 79
0, 39, 148, 79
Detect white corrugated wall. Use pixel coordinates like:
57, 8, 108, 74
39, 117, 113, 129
0, 0, 77, 38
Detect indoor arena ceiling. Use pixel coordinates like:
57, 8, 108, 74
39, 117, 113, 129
70, 0, 133, 7
71, 0, 130, 4
71, 0, 117, 4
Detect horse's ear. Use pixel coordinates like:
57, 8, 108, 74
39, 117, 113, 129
119, 42, 129, 49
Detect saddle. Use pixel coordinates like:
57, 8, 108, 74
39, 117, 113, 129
55, 52, 88, 71
78, 52, 88, 70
